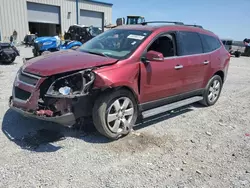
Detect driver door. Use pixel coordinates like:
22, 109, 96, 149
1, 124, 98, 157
139, 32, 186, 104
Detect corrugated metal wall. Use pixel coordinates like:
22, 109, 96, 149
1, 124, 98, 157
0, 0, 112, 42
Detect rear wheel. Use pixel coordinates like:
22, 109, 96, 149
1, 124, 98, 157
93, 89, 138, 139
200, 75, 223, 106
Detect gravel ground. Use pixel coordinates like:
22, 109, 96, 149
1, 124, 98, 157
0, 47, 250, 188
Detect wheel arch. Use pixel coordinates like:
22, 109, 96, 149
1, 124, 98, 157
213, 70, 224, 83
100, 86, 139, 104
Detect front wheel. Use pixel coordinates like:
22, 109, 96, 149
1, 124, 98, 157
92, 89, 138, 139
200, 75, 223, 106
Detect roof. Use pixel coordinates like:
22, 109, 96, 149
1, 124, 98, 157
114, 24, 216, 36
84, 0, 113, 6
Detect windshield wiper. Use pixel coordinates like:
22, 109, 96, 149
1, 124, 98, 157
83, 50, 110, 58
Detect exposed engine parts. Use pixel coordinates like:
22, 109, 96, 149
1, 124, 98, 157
45, 69, 95, 98
36, 69, 96, 117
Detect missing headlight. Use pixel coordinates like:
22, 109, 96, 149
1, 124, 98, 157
45, 69, 95, 98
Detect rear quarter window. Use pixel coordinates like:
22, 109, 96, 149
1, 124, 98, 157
177, 31, 203, 56
200, 34, 222, 53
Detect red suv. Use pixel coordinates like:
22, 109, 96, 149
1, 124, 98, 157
9, 22, 230, 139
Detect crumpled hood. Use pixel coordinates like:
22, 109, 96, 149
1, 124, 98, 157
23, 50, 118, 76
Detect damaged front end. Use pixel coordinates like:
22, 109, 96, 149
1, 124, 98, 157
9, 68, 97, 127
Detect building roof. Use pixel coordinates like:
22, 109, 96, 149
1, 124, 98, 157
85, 0, 113, 6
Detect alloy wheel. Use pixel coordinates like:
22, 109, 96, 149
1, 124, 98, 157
208, 79, 221, 103
106, 97, 134, 133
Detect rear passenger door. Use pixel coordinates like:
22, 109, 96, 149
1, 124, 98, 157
176, 31, 210, 92
199, 34, 224, 87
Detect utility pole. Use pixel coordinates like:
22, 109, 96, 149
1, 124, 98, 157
76, 0, 79, 24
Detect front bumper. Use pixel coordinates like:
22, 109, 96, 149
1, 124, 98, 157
9, 70, 77, 127
9, 96, 76, 126
10, 68, 96, 127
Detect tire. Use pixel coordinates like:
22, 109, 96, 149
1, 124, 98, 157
200, 75, 223, 106
1, 57, 16, 65
235, 52, 241, 58
11, 57, 16, 63
92, 89, 138, 139
33, 52, 39, 57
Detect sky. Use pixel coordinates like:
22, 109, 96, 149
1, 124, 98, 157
105, 0, 249, 41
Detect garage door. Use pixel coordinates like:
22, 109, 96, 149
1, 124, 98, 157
27, 2, 60, 24
80, 10, 103, 28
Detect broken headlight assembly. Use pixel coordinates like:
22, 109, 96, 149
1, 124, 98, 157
45, 69, 95, 98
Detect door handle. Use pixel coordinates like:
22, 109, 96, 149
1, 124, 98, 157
203, 60, 210, 65
175, 65, 183, 70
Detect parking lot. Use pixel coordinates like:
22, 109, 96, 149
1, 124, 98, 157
0, 46, 250, 188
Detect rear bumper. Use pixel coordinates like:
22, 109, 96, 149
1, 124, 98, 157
9, 96, 76, 126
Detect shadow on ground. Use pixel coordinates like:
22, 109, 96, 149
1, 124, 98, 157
2, 105, 195, 153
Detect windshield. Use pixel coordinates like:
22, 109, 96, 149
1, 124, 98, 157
127, 17, 145, 24
88, 27, 103, 37
79, 29, 152, 59
68, 26, 76, 34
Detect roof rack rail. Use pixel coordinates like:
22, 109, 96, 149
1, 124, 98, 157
184, 24, 203, 28
141, 21, 184, 26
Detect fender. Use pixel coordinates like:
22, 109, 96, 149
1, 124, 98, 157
93, 62, 141, 102
34, 37, 57, 51
66, 41, 82, 49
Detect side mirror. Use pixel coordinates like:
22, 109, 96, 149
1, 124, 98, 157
145, 50, 164, 62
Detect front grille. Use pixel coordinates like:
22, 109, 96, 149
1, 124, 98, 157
14, 87, 31, 100
18, 73, 39, 86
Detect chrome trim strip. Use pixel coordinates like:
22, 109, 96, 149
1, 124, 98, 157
163, 45, 222, 60
17, 79, 36, 88
153, 57, 164, 61
17, 71, 41, 88
21, 70, 41, 80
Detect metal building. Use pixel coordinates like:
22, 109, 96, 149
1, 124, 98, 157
0, 0, 113, 42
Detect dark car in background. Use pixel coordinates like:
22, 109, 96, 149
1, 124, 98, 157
221, 39, 244, 57
64, 25, 103, 44
0, 42, 20, 64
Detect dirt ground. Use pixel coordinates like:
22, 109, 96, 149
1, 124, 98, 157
0, 47, 250, 188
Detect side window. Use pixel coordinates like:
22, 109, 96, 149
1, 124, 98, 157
177, 31, 203, 56
147, 34, 175, 58
200, 34, 222, 52
200, 34, 211, 53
